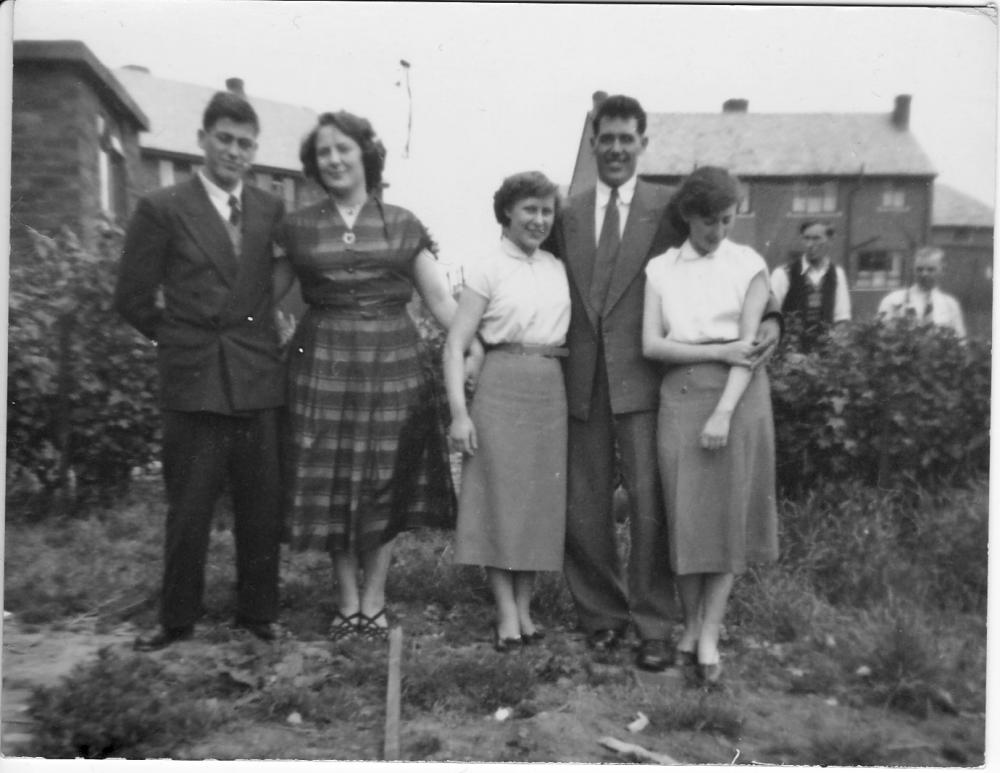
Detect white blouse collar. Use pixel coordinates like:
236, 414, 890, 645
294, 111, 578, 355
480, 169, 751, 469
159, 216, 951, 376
500, 234, 539, 262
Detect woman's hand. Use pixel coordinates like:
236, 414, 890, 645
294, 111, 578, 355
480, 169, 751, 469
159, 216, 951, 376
450, 414, 478, 456
700, 409, 732, 450
717, 340, 755, 367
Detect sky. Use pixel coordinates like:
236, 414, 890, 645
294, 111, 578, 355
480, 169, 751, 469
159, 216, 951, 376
6, 0, 998, 272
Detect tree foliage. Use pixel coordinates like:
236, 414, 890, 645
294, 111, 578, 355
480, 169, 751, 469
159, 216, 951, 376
6, 222, 160, 511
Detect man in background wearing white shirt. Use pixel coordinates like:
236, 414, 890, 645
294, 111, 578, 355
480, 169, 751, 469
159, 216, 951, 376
877, 246, 966, 339
770, 220, 851, 349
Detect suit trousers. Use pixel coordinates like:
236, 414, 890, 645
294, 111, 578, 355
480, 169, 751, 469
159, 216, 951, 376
564, 349, 677, 640
160, 409, 282, 629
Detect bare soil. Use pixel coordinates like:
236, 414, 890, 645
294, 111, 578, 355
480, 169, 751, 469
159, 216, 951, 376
1, 612, 985, 765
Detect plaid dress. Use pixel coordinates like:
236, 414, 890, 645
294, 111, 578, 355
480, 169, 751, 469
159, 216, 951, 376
283, 197, 456, 554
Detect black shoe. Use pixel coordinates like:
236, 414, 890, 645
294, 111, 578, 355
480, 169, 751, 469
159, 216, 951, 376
673, 648, 698, 668
493, 625, 523, 653
698, 660, 724, 687
235, 619, 281, 642
134, 625, 193, 652
636, 639, 671, 672
521, 629, 546, 645
587, 627, 625, 652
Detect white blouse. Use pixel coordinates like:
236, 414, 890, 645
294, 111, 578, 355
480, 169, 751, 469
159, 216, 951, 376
465, 236, 571, 346
645, 238, 768, 344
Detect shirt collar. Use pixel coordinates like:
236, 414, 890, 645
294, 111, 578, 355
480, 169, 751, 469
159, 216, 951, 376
596, 173, 638, 208
198, 170, 243, 207
678, 238, 724, 261
800, 255, 831, 275
500, 234, 538, 262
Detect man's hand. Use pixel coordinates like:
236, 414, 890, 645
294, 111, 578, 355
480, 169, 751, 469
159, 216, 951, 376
275, 310, 297, 348
749, 317, 780, 369
463, 340, 486, 392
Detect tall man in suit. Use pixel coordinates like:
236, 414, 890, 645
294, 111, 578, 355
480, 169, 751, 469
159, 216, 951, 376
551, 95, 780, 671
115, 91, 287, 650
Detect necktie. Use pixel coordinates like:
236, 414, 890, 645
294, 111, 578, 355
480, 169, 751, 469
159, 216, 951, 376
590, 187, 621, 312
923, 299, 934, 320
226, 195, 242, 253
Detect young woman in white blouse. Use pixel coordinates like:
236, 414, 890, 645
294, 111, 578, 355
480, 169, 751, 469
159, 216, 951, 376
444, 171, 571, 652
642, 166, 778, 684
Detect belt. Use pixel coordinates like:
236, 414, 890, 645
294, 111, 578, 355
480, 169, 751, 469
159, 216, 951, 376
486, 342, 569, 358
310, 303, 407, 319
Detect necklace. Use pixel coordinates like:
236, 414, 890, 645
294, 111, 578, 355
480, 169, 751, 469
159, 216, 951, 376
335, 200, 363, 244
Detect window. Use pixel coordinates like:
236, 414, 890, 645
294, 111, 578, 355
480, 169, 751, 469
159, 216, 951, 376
791, 182, 838, 214
737, 182, 752, 214
97, 114, 127, 219
880, 185, 906, 210
855, 250, 904, 289
158, 159, 175, 187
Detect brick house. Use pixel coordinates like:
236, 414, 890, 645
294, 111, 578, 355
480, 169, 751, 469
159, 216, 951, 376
11, 40, 150, 260
113, 66, 321, 212
568, 93, 939, 320
930, 184, 994, 338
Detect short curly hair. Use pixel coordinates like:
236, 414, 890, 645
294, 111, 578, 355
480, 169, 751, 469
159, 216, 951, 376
299, 111, 386, 193
492, 171, 559, 226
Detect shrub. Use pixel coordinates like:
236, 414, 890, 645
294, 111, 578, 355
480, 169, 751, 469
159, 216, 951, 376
28, 648, 226, 758
6, 222, 160, 512
769, 316, 989, 495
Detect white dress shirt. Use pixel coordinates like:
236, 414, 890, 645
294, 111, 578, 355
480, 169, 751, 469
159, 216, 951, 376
645, 238, 769, 344
769, 256, 852, 323
877, 285, 967, 339
465, 236, 571, 346
198, 170, 243, 226
594, 174, 638, 245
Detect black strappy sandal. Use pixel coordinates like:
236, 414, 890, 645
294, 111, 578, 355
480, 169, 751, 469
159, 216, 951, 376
358, 608, 389, 641
329, 610, 361, 641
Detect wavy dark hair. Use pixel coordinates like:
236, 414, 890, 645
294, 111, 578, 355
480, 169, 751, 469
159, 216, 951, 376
666, 166, 742, 238
202, 91, 259, 133
492, 171, 559, 226
591, 94, 646, 136
299, 110, 386, 193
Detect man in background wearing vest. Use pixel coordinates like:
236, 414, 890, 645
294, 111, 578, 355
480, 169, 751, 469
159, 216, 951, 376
877, 246, 966, 339
770, 220, 851, 349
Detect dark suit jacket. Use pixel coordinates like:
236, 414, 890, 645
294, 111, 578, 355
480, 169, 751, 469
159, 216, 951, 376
552, 180, 681, 421
114, 177, 286, 414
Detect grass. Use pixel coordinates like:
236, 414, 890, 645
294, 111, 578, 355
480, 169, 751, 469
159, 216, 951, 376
4, 474, 988, 762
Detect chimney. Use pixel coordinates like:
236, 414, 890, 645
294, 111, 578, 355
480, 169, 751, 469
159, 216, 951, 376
122, 64, 150, 74
891, 94, 911, 130
722, 98, 749, 113
226, 77, 245, 97
592, 90, 608, 112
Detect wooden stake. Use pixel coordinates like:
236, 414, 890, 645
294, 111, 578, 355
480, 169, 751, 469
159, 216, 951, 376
383, 626, 403, 760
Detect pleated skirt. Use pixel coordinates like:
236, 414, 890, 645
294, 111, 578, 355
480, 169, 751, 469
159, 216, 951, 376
286, 308, 456, 555
657, 362, 778, 575
454, 351, 567, 571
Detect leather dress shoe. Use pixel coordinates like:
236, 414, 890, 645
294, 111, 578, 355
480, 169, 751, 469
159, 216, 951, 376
635, 639, 672, 672
134, 625, 193, 652
673, 648, 698, 668
493, 625, 523, 653
235, 619, 281, 642
587, 627, 625, 652
521, 629, 546, 645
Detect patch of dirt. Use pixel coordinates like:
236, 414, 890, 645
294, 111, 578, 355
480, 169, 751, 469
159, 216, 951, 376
1, 615, 985, 764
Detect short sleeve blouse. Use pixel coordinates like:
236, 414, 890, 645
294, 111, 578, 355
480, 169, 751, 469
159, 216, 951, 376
465, 236, 570, 347
644, 238, 768, 344
283, 197, 432, 311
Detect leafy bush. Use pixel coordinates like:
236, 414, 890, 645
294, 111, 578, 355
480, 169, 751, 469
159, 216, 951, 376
769, 316, 989, 494
28, 648, 226, 758
6, 223, 160, 511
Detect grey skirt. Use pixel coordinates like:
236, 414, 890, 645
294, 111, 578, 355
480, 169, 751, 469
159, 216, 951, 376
454, 350, 567, 571
657, 362, 778, 575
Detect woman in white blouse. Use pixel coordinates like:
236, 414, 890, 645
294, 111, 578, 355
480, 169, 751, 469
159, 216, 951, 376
444, 171, 571, 652
642, 166, 778, 684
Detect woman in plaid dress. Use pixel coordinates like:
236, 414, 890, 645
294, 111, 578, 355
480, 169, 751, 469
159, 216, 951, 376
279, 111, 473, 641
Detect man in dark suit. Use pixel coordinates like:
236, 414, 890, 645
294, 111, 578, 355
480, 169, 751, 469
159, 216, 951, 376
115, 91, 287, 650
551, 95, 779, 671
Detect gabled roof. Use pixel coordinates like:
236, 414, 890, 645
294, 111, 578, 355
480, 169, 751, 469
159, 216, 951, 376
639, 112, 937, 178
14, 40, 149, 130
114, 67, 318, 172
932, 183, 994, 228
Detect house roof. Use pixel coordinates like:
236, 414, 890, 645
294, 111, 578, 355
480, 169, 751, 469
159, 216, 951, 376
14, 40, 150, 130
114, 67, 318, 172
932, 183, 994, 228
638, 111, 937, 178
